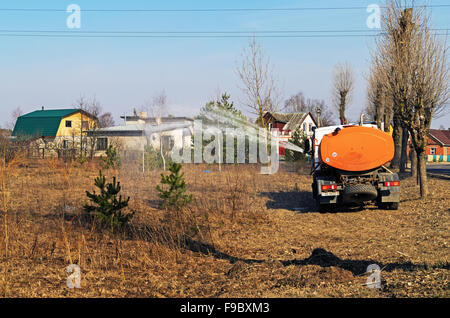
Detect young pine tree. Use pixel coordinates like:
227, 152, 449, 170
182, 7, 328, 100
156, 162, 192, 209
100, 145, 121, 169
84, 170, 133, 232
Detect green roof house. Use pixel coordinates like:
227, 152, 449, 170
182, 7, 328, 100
12, 108, 97, 139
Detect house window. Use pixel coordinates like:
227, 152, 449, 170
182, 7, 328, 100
65, 120, 72, 128
303, 123, 307, 132
82, 121, 89, 130
430, 147, 437, 155
96, 138, 108, 151
309, 123, 313, 132
63, 140, 69, 149
162, 135, 175, 151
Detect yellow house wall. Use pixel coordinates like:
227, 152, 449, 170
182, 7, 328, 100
56, 112, 96, 137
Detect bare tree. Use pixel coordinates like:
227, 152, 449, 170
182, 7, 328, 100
332, 62, 354, 125
283, 92, 335, 127
86, 96, 102, 118
98, 113, 115, 128
305, 99, 335, 127
236, 37, 281, 128
367, 64, 386, 129
283, 92, 306, 113
149, 90, 168, 119
374, 0, 449, 197
75, 95, 103, 159
8, 107, 23, 130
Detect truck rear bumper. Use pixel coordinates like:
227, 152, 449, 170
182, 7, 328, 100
317, 188, 400, 205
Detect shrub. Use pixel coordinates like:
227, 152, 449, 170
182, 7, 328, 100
156, 162, 192, 209
84, 170, 133, 232
100, 145, 121, 169
0, 137, 19, 165
285, 127, 308, 162
144, 144, 172, 171
77, 153, 87, 166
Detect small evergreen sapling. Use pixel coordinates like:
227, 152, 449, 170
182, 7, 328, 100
100, 145, 121, 169
285, 127, 308, 162
156, 162, 192, 209
84, 170, 133, 232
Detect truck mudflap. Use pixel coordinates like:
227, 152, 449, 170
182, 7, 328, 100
378, 188, 400, 203
314, 178, 339, 204
377, 172, 401, 203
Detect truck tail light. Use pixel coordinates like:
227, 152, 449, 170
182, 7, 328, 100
384, 181, 400, 187
321, 184, 337, 191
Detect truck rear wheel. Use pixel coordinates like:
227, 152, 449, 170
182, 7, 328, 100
342, 184, 378, 204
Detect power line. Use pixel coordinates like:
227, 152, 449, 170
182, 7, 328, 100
0, 33, 448, 38
0, 34, 379, 38
0, 28, 447, 38
0, 5, 449, 12
0, 28, 447, 34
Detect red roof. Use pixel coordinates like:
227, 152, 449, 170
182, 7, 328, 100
429, 129, 450, 146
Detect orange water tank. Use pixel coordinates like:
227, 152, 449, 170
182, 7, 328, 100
319, 126, 394, 171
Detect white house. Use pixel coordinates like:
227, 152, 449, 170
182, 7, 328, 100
88, 112, 194, 156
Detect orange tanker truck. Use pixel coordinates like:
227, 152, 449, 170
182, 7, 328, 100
311, 123, 400, 212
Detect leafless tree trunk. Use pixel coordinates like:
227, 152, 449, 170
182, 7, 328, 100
332, 62, 354, 125
383, 103, 393, 132
236, 37, 281, 128
399, 127, 409, 172
367, 64, 388, 129
410, 144, 417, 180
391, 114, 403, 168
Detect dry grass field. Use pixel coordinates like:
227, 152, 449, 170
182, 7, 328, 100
0, 159, 448, 298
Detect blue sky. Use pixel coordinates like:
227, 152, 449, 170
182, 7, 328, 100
1, 0, 449, 128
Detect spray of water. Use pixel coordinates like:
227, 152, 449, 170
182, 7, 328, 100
201, 107, 304, 154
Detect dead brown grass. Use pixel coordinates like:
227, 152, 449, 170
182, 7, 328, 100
0, 159, 448, 298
